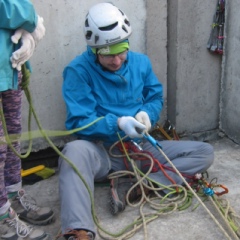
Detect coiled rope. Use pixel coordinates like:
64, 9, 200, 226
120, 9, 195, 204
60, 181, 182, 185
97, 134, 239, 240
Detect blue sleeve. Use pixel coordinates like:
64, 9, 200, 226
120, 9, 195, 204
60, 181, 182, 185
62, 65, 120, 140
0, 0, 37, 32
139, 56, 164, 126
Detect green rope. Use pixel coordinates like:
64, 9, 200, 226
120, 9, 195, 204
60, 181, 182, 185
0, 64, 108, 236
21, 64, 31, 90
22, 78, 108, 237
0, 64, 105, 157
0, 64, 33, 158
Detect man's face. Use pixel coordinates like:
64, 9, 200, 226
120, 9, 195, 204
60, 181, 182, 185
97, 50, 128, 71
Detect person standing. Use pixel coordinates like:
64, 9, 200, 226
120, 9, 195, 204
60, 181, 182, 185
0, 0, 54, 239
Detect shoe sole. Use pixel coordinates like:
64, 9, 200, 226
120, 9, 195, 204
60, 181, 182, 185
19, 213, 55, 226
109, 191, 125, 215
109, 179, 126, 215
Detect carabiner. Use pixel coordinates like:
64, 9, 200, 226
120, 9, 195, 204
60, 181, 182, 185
214, 184, 228, 196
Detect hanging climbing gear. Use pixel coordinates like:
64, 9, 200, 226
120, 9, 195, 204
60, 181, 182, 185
207, 0, 225, 54
152, 120, 180, 140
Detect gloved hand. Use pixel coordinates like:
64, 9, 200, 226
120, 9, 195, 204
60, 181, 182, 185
118, 116, 146, 138
10, 15, 46, 71
135, 111, 151, 132
10, 30, 35, 71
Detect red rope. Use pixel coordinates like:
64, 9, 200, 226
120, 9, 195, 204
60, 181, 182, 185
116, 141, 188, 188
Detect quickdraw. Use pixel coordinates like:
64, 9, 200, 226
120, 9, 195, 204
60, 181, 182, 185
207, 0, 225, 54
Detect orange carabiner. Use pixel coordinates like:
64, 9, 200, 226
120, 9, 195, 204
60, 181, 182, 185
214, 184, 229, 196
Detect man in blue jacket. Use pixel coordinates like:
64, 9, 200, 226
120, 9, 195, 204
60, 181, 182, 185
0, 1, 53, 239
59, 3, 214, 240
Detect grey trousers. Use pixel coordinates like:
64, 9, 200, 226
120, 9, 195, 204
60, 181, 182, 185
58, 139, 214, 235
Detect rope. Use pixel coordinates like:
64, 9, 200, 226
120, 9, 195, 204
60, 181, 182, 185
97, 136, 194, 239
209, 196, 239, 239
19, 91, 240, 239
2, 64, 239, 239
0, 63, 105, 157
98, 133, 240, 239
0, 64, 33, 158
0, 64, 108, 239
22, 85, 109, 239
149, 133, 238, 240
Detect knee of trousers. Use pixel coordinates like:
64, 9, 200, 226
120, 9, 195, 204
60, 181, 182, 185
58, 140, 89, 168
201, 142, 214, 168
58, 140, 108, 175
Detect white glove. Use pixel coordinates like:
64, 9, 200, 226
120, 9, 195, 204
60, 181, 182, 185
135, 111, 151, 132
31, 16, 46, 45
10, 30, 36, 71
118, 116, 146, 138
10, 15, 46, 71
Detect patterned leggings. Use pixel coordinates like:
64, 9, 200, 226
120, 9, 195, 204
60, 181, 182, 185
0, 73, 22, 208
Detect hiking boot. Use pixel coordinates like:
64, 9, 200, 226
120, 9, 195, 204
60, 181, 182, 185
0, 207, 50, 240
9, 189, 54, 225
109, 177, 148, 215
64, 229, 94, 240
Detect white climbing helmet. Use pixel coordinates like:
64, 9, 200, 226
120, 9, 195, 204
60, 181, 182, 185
84, 2, 132, 47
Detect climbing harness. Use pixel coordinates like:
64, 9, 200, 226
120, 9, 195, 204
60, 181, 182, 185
207, 0, 226, 54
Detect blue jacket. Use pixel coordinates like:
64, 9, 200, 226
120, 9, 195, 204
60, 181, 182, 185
63, 46, 163, 144
0, 0, 37, 91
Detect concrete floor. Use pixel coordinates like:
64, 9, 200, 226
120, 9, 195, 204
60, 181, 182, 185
23, 136, 240, 240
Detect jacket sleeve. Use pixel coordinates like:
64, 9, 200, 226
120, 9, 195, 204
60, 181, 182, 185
62, 65, 120, 140
139, 56, 164, 126
0, 0, 37, 32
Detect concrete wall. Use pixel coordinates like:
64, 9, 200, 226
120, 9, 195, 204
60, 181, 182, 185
146, 0, 168, 123
166, 0, 240, 144
20, 0, 240, 153
167, 0, 222, 136
220, 0, 240, 144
